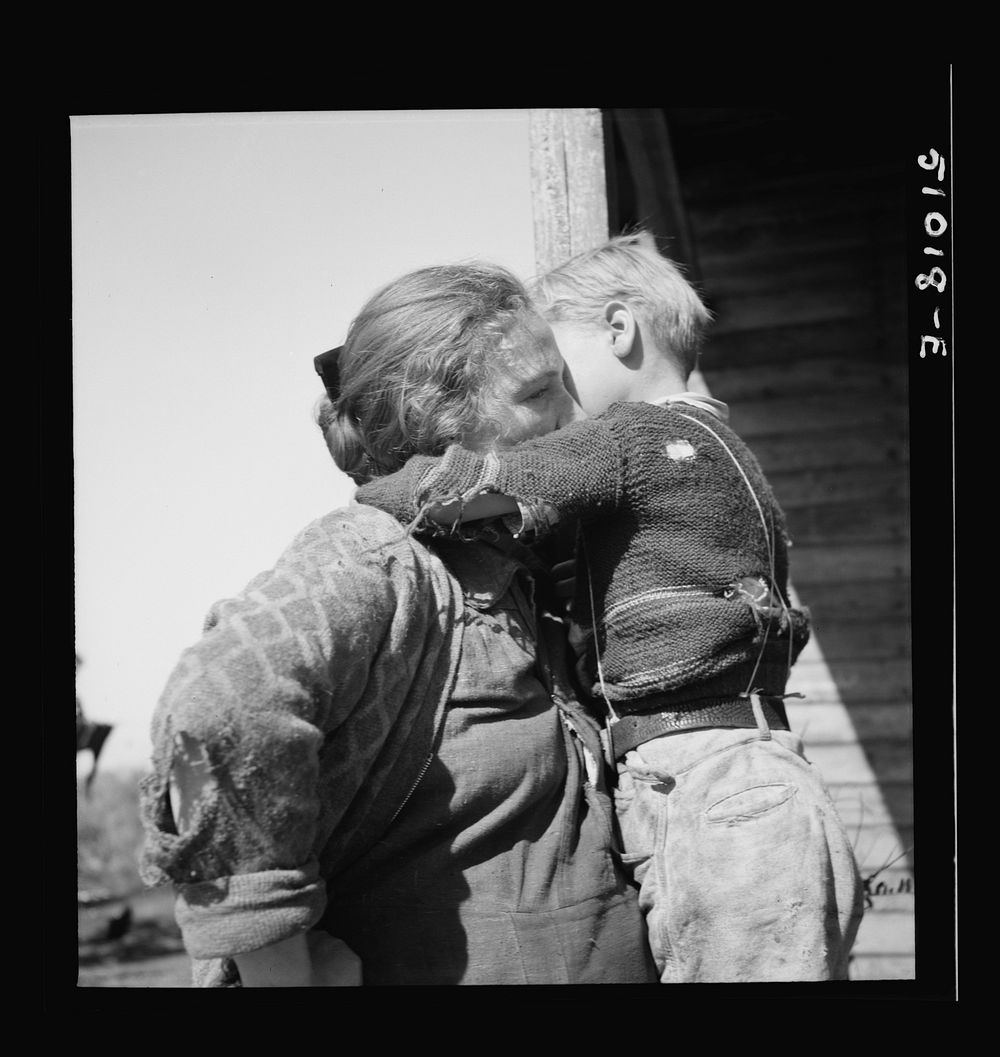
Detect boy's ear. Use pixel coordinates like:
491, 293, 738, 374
603, 301, 637, 360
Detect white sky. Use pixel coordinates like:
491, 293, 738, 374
73, 110, 537, 771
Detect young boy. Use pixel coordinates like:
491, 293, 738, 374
357, 232, 864, 983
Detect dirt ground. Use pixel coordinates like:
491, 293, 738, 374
78, 884, 192, 988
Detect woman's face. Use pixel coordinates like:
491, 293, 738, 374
463, 313, 586, 451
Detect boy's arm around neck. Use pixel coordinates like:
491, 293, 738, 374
357, 417, 626, 533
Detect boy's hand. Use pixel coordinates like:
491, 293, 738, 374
568, 619, 594, 662
551, 557, 576, 603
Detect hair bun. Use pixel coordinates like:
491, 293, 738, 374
315, 396, 373, 485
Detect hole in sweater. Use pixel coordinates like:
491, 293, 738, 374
665, 439, 696, 461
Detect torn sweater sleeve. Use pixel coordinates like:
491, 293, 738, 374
356, 417, 627, 536
138, 507, 440, 960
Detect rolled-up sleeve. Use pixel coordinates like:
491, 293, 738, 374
174, 866, 326, 959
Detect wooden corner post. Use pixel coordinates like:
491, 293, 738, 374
529, 109, 609, 276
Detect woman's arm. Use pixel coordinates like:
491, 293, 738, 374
167, 750, 363, 986
232, 932, 363, 987
234, 933, 313, 987
139, 507, 450, 974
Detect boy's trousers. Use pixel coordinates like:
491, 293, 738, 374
614, 718, 865, 983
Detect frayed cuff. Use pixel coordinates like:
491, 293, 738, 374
417, 448, 501, 503
504, 498, 562, 539
174, 860, 327, 959
407, 451, 508, 537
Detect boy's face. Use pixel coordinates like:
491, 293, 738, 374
547, 321, 623, 416
463, 313, 586, 451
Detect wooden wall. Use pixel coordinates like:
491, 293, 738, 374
605, 107, 915, 980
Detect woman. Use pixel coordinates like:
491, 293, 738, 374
139, 261, 657, 986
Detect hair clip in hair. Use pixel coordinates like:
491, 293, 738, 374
314, 345, 344, 401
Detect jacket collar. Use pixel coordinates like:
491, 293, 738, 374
654, 392, 730, 423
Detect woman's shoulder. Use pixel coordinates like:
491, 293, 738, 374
274, 503, 450, 587
201, 504, 459, 646
308, 502, 409, 540
291, 503, 418, 554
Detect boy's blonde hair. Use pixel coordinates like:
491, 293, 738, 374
530, 230, 713, 377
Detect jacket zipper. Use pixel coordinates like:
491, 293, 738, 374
387, 751, 435, 828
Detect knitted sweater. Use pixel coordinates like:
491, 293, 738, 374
357, 400, 811, 710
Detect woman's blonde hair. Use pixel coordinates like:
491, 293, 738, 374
530, 230, 712, 377
317, 263, 534, 484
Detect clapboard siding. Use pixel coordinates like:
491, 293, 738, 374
782, 545, 909, 587
696, 246, 903, 301
826, 780, 913, 826
790, 701, 909, 744
787, 578, 911, 619
683, 158, 907, 204
748, 432, 909, 476
850, 826, 915, 874
698, 228, 906, 280
789, 658, 911, 701
782, 497, 911, 545
795, 623, 910, 661
655, 108, 914, 980
802, 739, 913, 783
709, 287, 878, 335
696, 213, 903, 272
707, 359, 907, 403
772, 471, 910, 514
850, 912, 919, 954
704, 318, 903, 366
730, 397, 908, 439
859, 889, 915, 918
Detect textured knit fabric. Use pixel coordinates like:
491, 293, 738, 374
139, 504, 655, 986
357, 400, 811, 707
616, 726, 864, 982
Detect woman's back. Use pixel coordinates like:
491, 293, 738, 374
325, 534, 654, 984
